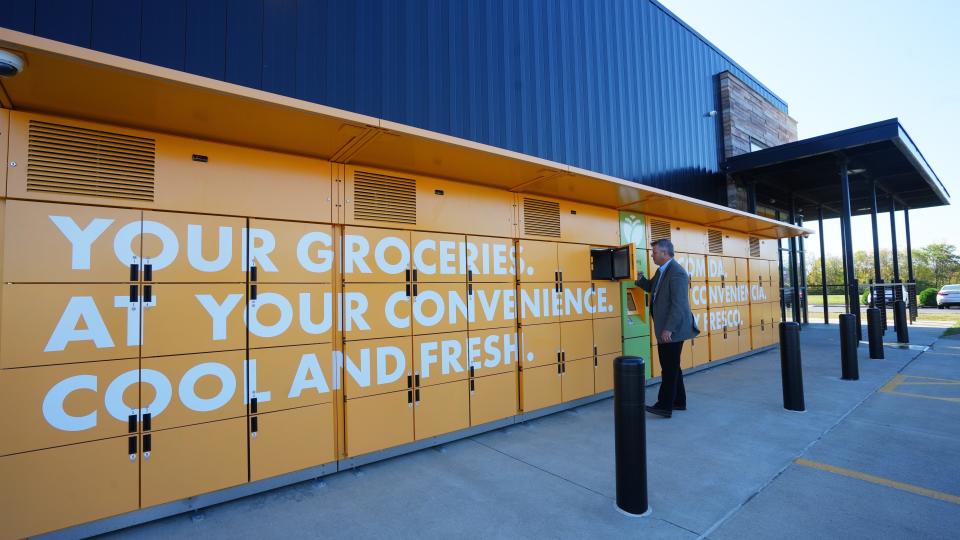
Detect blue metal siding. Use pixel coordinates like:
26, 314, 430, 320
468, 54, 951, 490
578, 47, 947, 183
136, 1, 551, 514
1, 0, 787, 203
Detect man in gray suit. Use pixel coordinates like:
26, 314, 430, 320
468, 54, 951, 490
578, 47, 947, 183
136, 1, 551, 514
635, 239, 700, 418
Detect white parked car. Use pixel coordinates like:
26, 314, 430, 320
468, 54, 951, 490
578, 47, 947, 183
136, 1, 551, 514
937, 284, 960, 309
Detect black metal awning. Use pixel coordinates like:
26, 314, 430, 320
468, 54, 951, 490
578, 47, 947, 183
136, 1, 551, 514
722, 119, 950, 220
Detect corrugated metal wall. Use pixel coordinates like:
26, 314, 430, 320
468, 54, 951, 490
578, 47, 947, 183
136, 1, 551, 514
0, 0, 787, 203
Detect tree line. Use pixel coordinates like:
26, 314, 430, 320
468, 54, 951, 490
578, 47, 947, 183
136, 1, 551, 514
805, 242, 960, 292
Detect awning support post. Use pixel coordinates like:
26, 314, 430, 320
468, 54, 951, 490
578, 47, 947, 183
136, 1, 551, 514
870, 180, 886, 330
789, 197, 802, 325
890, 197, 902, 304
839, 160, 860, 339
818, 206, 828, 324
904, 207, 917, 323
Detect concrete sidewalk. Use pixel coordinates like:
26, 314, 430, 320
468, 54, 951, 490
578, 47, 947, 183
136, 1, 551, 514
103, 325, 960, 539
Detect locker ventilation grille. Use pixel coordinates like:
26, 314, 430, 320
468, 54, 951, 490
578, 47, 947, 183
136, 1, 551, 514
749, 237, 761, 257
523, 198, 561, 237
353, 171, 417, 224
650, 219, 671, 243
708, 229, 724, 254
26, 120, 156, 201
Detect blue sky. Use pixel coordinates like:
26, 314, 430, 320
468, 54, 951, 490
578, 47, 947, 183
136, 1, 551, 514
660, 0, 959, 257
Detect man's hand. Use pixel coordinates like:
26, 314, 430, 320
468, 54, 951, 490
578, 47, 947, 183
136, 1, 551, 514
660, 330, 672, 343
637, 270, 645, 281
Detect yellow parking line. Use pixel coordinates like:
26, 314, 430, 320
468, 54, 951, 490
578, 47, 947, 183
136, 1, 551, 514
795, 458, 960, 505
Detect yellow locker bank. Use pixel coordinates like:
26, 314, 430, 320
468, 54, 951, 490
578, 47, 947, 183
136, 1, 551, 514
0, 31, 805, 539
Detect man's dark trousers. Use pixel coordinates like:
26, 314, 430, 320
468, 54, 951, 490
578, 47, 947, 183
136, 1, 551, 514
656, 341, 686, 410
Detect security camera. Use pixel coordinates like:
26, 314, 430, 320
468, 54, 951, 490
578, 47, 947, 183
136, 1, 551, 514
0, 50, 25, 77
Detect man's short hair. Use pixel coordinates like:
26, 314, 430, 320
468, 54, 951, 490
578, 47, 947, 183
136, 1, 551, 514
650, 239, 675, 257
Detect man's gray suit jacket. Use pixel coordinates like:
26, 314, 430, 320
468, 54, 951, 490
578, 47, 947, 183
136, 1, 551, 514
635, 259, 700, 344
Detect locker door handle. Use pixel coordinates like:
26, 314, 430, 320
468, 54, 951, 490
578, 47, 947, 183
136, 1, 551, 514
251, 397, 258, 413
594, 357, 598, 367
129, 263, 139, 282
128, 414, 137, 434
557, 363, 562, 374
128, 436, 137, 461
407, 390, 413, 406
413, 284, 418, 296
559, 271, 563, 284
406, 283, 411, 297
561, 351, 565, 362
593, 346, 597, 356
413, 269, 418, 281
250, 265, 258, 282
143, 263, 153, 281
468, 284, 473, 295
129, 285, 138, 303
250, 284, 258, 301
557, 352, 561, 363
415, 389, 420, 403
415, 373, 420, 387
250, 417, 258, 438
407, 374, 413, 388
144, 285, 153, 303
469, 365, 475, 377
142, 412, 152, 431
406, 269, 411, 281
555, 271, 559, 282
142, 434, 152, 459
468, 270, 473, 282
470, 379, 475, 393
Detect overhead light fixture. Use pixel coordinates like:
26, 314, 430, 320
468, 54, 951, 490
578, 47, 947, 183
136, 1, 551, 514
848, 168, 866, 175
0, 49, 25, 77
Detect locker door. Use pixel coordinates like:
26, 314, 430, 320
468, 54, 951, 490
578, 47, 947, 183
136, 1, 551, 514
414, 379, 469, 440
771, 301, 783, 323
767, 260, 779, 284
689, 282, 709, 311
749, 281, 768, 304
249, 219, 334, 283
734, 258, 748, 283
141, 211, 246, 283
594, 352, 618, 393
468, 282, 518, 330
415, 332, 469, 387
412, 231, 467, 283
738, 327, 752, 353
470, 371, 518, 425
141, 351, 246, 431
2, 200, 140, 283
0, 437, 139, 540
735, 283, 751, 306
561, 319, 594, 361
559, 282, 593, 322
342, 227, 411, 283
519, 283, 561, 325
690, 336, 710, 366
342, 283, 411, 341
345, 390, 414, 456
707, 283, 728, 309
728, 306, 747, 331
247, 343, 335, 412
467, 327, 519, 377
520, 322, 561, 369
412, 282, 469, 335
520, 363, 561, 412
748, 259, 767, 283
1, 283, 139, 368
0, 358, 139, 456
751, 324, 767, 349
466, 236, 516, 283
141, 283, 246, 357
680, 340, 694, 369
561, 357, 594, 402
248, 284, 335, 348
692, 309, 709, 336
557, 243, 591, 283
140, 418, 248, 508
249, 403, 335, 482
593, 316, 622, 356
517, 240, 557, 283
706, 255, 730, 282
343, 336, 412, 399
676, 253, 707, 282
591, 281, 621, 318
764, 283, 780, 303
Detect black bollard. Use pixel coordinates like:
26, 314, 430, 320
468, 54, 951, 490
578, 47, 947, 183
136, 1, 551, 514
839, 314, 859, 380
613, 356, 649, 516
894, 300, 909, 343
866, 308, 884, 359
779, 322, 805, 411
